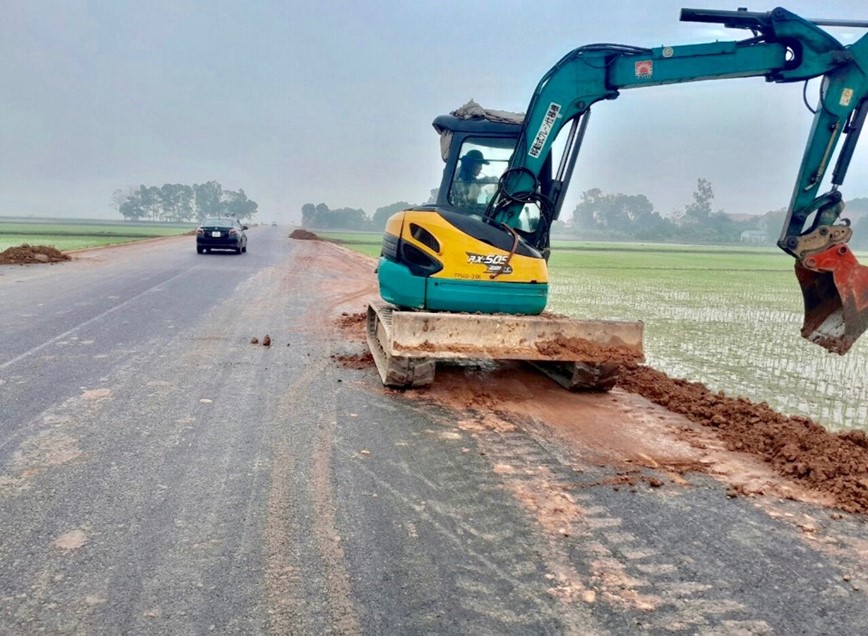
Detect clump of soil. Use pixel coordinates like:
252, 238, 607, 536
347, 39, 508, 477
617, 363, 868, 514
332, 352, 375, 369
290, 229, 319, 240
0, 244, 70, 265
534, 336, 642, 365
337, 312, 367, 329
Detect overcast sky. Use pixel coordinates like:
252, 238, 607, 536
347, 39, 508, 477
2, 0, 867, 223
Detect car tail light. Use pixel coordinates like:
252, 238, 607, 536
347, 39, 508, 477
229, 229, 237, 236
196, 228, 204, 236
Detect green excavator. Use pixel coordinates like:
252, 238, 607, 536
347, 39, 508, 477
368, 7, 868, 389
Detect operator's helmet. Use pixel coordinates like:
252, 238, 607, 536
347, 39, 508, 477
461, 149, 489, 165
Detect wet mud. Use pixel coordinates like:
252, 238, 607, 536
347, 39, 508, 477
334, 310, 868, 515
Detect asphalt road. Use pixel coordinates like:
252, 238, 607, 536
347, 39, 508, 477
1, 227, 866, 635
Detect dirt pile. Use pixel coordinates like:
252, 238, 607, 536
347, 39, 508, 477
618, 364, 868, 514
290, 229, 319, 240
0, 244, 70, 265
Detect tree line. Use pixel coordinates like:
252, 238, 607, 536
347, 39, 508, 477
569, 178, 751, 243
113, 182, 259, 223
301, 179, 868, 247
301, 201, 413, 232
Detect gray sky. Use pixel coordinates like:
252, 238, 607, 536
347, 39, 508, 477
2, 0, 867, 223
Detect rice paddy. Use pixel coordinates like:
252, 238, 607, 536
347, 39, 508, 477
547, 243, 868, 432
0, 218, 193, 252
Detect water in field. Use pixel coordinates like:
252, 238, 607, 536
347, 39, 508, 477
548, 243, 868, 433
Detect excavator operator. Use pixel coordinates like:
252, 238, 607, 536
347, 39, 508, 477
450, 149, 496, 212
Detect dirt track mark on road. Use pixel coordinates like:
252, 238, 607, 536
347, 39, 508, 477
262, 245, 362, 634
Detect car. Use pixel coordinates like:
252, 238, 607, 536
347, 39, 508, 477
196, 218, 248, 254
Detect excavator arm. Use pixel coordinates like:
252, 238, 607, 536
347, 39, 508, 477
484, 7, 868, 353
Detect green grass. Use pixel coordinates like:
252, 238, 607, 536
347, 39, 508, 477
0, 219, 194, 251
335, 235, 868, 432
315, 231, 382, 257
549, 242, 787, 272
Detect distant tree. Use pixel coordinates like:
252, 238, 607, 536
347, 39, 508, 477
372, 202, 411, 231
571, 188, 668, 239
112, 187, 136, 218
160, 184, 181, 222
118, 188, 147, 221
299, 202, 372, 230
223, 188, 258, 220
573, 188, 605, 230
194, 181, 224, 220
114, 181, 257, 223
330, 207, 369, 230
682, 178, 715, 223
176, 185, 195, 222
140, 185, 162, 221
301, 203, 317, 227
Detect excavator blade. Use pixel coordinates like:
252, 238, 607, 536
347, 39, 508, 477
796, 244, 868, 354
366, 300, 644, 390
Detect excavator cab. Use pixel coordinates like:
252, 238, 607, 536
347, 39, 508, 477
432, 106, 575, 257
432, 110, 522, 218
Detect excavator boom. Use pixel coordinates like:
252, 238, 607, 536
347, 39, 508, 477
483, 6, 868, 354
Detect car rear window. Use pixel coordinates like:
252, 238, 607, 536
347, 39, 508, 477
202, 219, 234, 228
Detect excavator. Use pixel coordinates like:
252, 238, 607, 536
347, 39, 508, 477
367, 6, 868, 389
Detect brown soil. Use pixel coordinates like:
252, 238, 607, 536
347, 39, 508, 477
332, 352, 375, 369
534, 336, 642, 364
617, 364, 868, 514
325, 243, 868, 516
0, 244, 70, 265
336, 311, 366, 329
290, 229, 319, 240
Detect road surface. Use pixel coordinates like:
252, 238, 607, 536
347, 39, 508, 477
1, 227, 866, 634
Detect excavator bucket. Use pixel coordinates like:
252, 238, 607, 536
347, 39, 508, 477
796, 244, 868, 354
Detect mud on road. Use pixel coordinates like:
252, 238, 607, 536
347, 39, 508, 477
11, 235, 868, 515
331, 266, 868, 517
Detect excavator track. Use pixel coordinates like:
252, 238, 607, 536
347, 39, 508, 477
366, 303, 436, 388
529, 360, 622, 392
366, 300, 643, 390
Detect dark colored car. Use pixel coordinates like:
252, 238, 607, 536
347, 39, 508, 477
196, 218, 248, 254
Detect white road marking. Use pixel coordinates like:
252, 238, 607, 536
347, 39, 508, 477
0, 269, 190, 370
